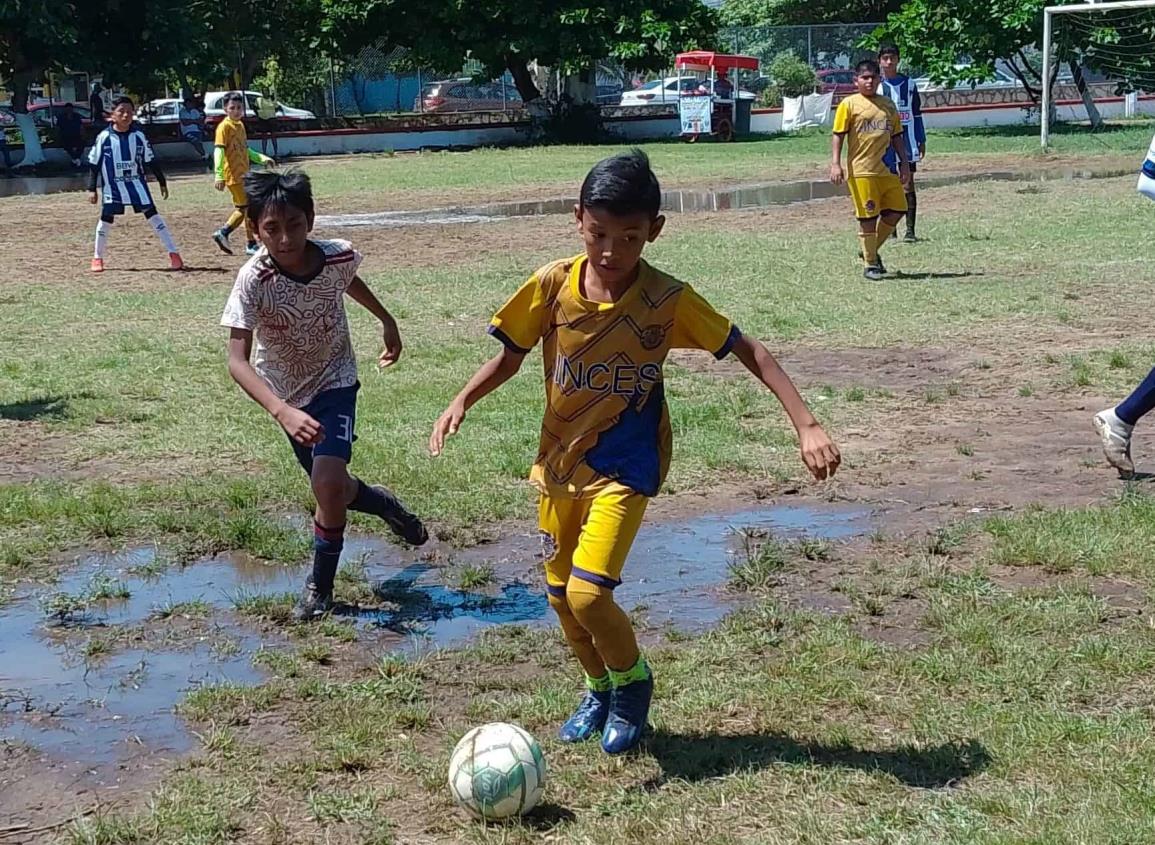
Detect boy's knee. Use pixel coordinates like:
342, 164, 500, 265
547, 590, 570, 617
310, 462, 349, 509
566, 578, 617, 625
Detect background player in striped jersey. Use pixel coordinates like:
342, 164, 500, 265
86, 97, 183, 273
879, 45, 926, 243
430, 150, 840, 755
213, 92, 275, 257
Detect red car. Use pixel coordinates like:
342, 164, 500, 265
817, 69, 860, 96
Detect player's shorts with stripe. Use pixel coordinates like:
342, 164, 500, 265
849, 174, 908, 220
228, 183, 248, 208
538, 484, 649, 596
287, 382, 359, 474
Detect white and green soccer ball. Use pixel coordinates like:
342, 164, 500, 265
448, 722, 546, 820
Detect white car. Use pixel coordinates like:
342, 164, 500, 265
202, 90, 315, 120
620, 76, 756, 107
912, 65, 1021, 92
144, 92, 315, 123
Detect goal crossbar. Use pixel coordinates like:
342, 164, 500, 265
1042, 0, 1155, 146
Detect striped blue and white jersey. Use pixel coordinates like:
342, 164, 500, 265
88, 126, 155, 207
880, 74, 925, 171
1139, 132, 1155, 202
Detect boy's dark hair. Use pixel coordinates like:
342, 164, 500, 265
579, 149, 662, 219
224, 91, 245, 106
878, 45, 900, 59
62, 102, 73, 109
111, 96, 135, 109
856, 59, 881, 76
244, 168, 315, 225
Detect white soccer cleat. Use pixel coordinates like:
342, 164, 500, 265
1093, 408, 1135, 474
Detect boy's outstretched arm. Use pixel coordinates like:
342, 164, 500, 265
430, 347, 526, 456
731, 334, 841, 480
227, 327, 323, 446
346, 275, 402, 368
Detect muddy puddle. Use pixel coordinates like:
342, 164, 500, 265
313, 167, 1134, 229
0, 503, 871, 768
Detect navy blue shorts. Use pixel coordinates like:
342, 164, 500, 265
288, 382, 359, 475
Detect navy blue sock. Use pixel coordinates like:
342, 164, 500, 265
349, 480, 388, 517
312, 521, 345, 595
1116, 366, 1155, 426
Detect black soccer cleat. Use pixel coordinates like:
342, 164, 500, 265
212, 228, 234, 255
293, 579, 334, 621
373, 485, 429, 546
863, 265, 885, 282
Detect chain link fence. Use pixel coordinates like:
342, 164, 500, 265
299, 24, 885, 118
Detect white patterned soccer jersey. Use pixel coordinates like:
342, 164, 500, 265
88, 126, 155, 207
220, 239, 363, 408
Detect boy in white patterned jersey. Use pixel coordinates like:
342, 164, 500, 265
222, 169, 429, 620
87, 97, 183, 273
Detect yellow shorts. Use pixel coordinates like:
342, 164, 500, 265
538, 484, 649, 597
848, 174, 907, 220
227, 183, 248, 208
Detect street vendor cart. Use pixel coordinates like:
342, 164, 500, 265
675, 51, 759, 142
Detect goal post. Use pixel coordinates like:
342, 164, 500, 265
1042, 0, 1155, 147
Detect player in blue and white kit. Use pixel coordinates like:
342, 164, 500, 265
1093, 131, 1155, 475
879, 45, 926, 243
87, 97, 183, 273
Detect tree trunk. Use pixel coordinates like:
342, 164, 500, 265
563, 65, 598, 106
10, 71, 47, 167
506, 55, 542, 103
1069, 60, 1103, 130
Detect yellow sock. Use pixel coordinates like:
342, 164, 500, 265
876, 218, 898, 247
225, 209, 245, 232
566, 578, 640, 672
859, 231, 879, 266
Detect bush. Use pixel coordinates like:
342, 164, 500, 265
769, 50, 817, 98
758, 85, 783, 108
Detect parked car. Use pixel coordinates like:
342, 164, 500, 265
0, 101, 101, 127
416, 79, 523, 112
912, 65, 1020, 91
620, 76, 756, 106
201, 91, 315, 121
139, 98, 183, 123
597, 83, 625, 106
816, 69, 860, 96
29, 102, 99, 127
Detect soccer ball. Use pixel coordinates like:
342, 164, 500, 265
448, 722, 546, 820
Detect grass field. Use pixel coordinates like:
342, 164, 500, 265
4, 125, 1155, 843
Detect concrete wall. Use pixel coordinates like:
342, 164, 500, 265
11, 93, 1155, 168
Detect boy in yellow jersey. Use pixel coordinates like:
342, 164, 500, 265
831, 60, 912, 281
429, 150, 841, 755
212, 92, 275, 257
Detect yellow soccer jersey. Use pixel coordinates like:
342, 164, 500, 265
214, 116, 251, 185
489, 254, 740, 499
833, 93, 902, 178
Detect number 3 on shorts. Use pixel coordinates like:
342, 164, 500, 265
337, 414, 353, 443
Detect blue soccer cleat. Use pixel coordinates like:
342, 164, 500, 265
245, 241, 261, 256
601, 673, 653, 755
559, 689, 611, 743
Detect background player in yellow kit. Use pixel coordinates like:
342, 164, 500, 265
429, 150, 841, 755
212, 92, 275, 256
831, 60, 912, 281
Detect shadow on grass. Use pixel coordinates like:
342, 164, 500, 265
0, 393, 94, 421
645, 731, 991, 789
516, 802, 577, 830
112, 266, 232, 273
888, 271, 985, 281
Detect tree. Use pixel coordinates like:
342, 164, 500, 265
720, 0, 903, 27
322, 0, 719, 103
0, 0, 82, 164
874, 0, 1155, 129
